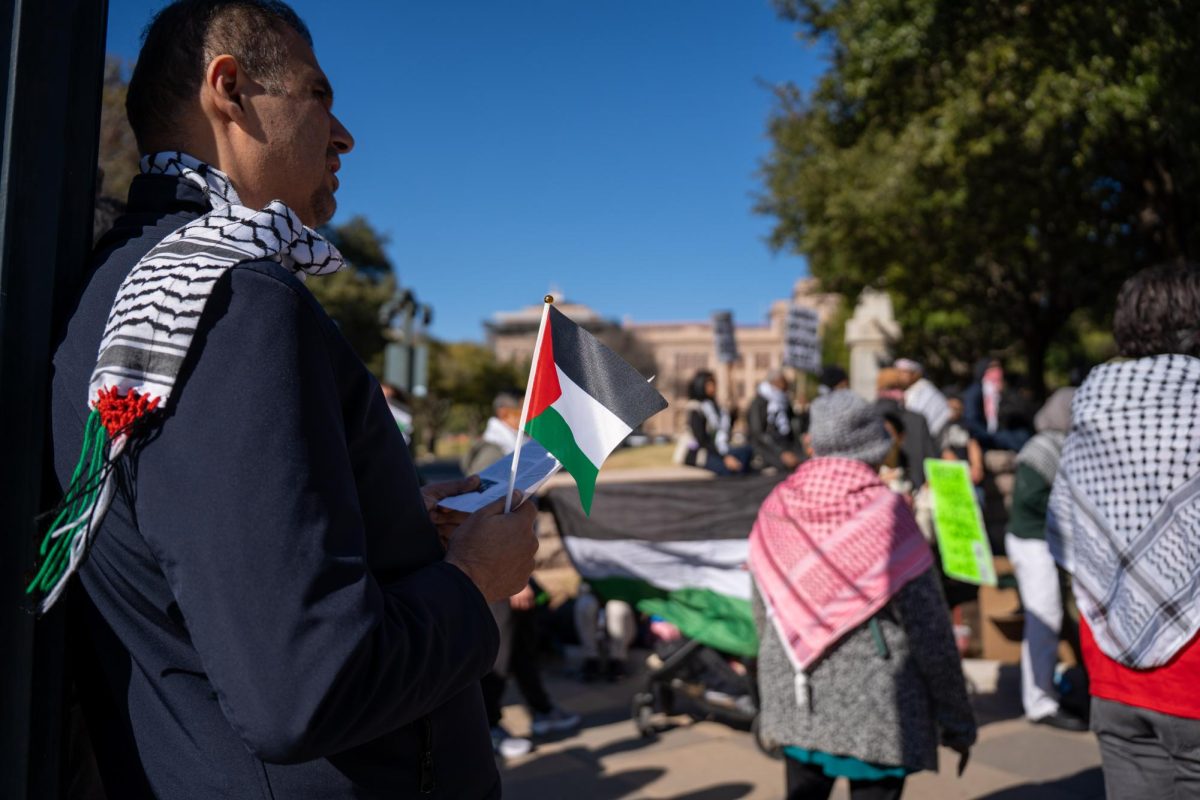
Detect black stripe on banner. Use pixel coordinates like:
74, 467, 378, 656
95, 344, 186, 379
543, 473, 783, 542
547, 305, 667, 429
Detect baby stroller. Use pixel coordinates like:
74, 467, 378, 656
634, 601, 774, 755
543, 473, 783, 756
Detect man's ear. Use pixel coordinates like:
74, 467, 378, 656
204, 54, 248, 125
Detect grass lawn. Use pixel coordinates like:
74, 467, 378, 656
603, 442, 677, 470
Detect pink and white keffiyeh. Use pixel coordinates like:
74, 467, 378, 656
749, 457, 933, 681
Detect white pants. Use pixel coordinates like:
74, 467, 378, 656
574, 592, 636, 661
1005, 533, 1063, 720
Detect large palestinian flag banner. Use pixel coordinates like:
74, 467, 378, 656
544, 474, 784, 657
525, 305, 667, 514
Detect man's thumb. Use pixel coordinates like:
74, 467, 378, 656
477, 490, 523, 517
429, 475, 480, 500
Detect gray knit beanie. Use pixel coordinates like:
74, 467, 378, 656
1034, 387, 1074, 433
809, 390, 894, 465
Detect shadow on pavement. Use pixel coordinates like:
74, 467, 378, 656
974, 767, 1105, 799
664, 784, 755, 800
969, 663, 1024, 726
502, 752, 663, 800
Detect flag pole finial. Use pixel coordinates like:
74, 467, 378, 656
544, 294, 555, 304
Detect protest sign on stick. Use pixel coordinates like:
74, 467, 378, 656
783, 305, 821, 373
712, 311, 738, 364
925, 458, 997, 586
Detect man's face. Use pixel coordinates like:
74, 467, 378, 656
241, 28, 354, 226
497, 405, 523, 431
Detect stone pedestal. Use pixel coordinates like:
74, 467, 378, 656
844, 289, 900, 400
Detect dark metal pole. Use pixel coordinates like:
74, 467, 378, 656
0, 1, 109, 797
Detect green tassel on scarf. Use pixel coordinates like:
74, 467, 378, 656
27, 387, 155, 612
27, 410, 109, 602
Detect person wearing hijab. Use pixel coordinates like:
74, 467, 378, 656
1006, 387, 1087, 732
750, 391, 976, 800
1048, 263, 1200, 797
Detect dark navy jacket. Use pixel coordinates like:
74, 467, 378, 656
51, 174, 500, 799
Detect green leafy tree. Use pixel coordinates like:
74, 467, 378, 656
98, 56, 139, 202
818, 300, 851, 374
759, 0, 1200, 393
308, 216, 398, 375
415, 341, 526, 454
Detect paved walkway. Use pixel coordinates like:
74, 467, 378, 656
496, 654, 1104, 799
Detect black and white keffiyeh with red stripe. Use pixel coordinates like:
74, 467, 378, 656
1048, 354, 1200, 668
27, 152, 344, 612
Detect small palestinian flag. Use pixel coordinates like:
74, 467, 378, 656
525, 304, 667, 514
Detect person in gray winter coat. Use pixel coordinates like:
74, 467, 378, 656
750, 391, 977, 800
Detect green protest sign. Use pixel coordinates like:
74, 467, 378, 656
924, 459, 996, 586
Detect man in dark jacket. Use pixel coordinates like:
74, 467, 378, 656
49, 2, 536, 797
961, 357, 1033, 453
746, 369, 803, 471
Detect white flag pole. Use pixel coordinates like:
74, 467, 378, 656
504, 295, 554, 513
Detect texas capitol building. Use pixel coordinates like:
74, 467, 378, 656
485, 279, 841, 439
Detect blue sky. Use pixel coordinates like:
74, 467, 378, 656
106, 2, 826, 342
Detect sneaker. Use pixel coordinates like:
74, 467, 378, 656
531, 706, 581, 737
703, 689, 735, 708
580, 657, 602, 683
606, 660, 627, 682
490, 726, 533, 759
703, 690, 757, 716
1032, 710, 1088, 732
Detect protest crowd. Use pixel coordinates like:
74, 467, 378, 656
11, 1, 1200, 799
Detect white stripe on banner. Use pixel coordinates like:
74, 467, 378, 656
551, 366, 632, 469
563, 536, 751, 601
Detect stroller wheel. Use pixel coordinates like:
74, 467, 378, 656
752, 714, 782, 759
632, 693, 656, 738
655, 684, 676, 716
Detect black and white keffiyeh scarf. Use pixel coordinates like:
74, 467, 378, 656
701, 398, 732, 455
757, 380, 792, 436
1017, 387, 1073, 485
1048, 354, 1200, 668
27, 152, 345, 612
1016, 431, 1065, 486
904, 377, 951, 440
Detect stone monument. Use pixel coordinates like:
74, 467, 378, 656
844, 289, 900, 400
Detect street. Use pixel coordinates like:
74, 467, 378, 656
499, 654, 1105, 799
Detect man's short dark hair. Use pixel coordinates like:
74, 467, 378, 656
1112, 262, 1200, 359
492, 391, 522, 413
126, 0, 312, 152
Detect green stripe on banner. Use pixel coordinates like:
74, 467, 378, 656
526, 405, 600, 513
588, 576, 759, 658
